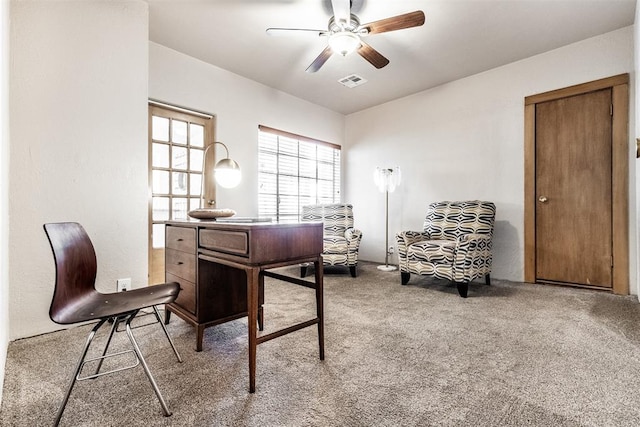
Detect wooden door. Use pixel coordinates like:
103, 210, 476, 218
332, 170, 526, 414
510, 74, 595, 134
535, 89, 612, 288
524, 74, 629, 294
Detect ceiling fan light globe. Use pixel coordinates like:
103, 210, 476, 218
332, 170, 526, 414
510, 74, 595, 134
328, 32, 360, 56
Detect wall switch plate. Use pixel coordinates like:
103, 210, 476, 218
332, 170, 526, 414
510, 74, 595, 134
117, 278, 132, 292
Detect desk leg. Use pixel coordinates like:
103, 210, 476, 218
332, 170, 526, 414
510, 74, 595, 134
196, 325, 205, 352
247, 267, 259, 393
314, 257, 325, 361
258, 274, 265, 331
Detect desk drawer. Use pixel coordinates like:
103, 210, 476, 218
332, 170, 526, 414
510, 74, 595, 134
166, 272, 196, 315
166, 226, 196, 253
200, 229, 248, 256
165, 248, 196, 282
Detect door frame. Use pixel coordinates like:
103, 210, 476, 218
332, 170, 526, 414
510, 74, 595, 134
524, 74, 629, 294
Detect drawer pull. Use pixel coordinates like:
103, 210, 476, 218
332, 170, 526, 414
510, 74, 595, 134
176, 261, 184, 265
176, 238, 184, 241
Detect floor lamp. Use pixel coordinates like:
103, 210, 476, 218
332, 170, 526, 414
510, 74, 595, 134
374, 166, 401, 271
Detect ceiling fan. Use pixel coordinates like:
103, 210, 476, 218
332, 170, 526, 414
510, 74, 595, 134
266, 0, 425, 73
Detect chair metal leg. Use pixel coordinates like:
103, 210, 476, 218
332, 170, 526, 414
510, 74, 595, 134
54, 318, 108, 427
124, 312, 172, 417
152, 306, 182, 363
93, 315, 120, 376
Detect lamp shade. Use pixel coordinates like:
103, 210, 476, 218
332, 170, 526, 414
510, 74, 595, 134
374, 166, 401, 193
214, 158, 242, 189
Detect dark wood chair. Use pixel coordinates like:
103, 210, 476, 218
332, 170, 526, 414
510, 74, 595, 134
43, 222, 182, 426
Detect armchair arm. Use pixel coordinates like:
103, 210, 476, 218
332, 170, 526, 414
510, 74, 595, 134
345, 228, 363, 252
453, 233, 493, 282
395, 231, 430, 270
396, 231, 430, 250
396, 231, 431, 263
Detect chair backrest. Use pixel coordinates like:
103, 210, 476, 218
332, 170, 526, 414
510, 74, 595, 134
43, 222, 98, 324
423, 201, 496, 240
301, 204, 354, 237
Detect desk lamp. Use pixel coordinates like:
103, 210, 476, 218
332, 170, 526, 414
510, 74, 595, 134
188, 141, 241, 219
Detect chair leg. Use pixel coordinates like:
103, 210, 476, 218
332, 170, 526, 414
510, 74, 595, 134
54, 318, 108, 427
456, 282, 469, 298
124, 312, 172, 417
349, 266, 357, 277
153, 306, 182, 363
93, 315, 120, 376
485, 274, 491, 286
300, 265, 308, 278
401, 272, 410, 285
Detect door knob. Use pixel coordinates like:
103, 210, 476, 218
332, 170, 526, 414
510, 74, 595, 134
538, 196, 548, 203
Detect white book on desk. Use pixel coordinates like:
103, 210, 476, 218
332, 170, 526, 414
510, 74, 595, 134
215, 217, 273, 223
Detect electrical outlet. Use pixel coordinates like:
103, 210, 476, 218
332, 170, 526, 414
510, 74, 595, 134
117, 278, 131, 292
388, 246, 395, 254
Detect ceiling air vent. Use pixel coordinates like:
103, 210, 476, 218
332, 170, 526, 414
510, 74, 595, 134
338, 74, 367, 88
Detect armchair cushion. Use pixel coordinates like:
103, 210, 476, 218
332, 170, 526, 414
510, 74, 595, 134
324, 236, 349, 254
406, 240, 457, 264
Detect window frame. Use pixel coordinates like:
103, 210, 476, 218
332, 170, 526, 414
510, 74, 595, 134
258, 125, 341, 222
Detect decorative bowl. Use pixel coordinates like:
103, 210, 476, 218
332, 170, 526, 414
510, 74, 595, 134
187, 208, 236, 220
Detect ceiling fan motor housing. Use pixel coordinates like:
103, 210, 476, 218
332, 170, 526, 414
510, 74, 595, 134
328, 14, 361, 33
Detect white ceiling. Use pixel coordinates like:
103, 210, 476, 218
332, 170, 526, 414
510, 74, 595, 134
148, 0, 636, 115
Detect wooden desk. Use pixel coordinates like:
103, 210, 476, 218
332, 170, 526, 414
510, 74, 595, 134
163, 220, 324, 392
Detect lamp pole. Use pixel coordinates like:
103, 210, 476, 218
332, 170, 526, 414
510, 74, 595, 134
384, 188, 390, 267
375, 166, 400, 272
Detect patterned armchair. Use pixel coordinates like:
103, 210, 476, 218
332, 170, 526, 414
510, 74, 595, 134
395, 201, 496, 297
301, 203, 363, 277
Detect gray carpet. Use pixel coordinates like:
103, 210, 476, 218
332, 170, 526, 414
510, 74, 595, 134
2, 262, 640, 426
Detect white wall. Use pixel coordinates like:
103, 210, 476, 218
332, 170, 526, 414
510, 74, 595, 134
9, 0, 149, 339
149, 42, 345, 215
1, 0, 10, 404
345, 26, 637, 292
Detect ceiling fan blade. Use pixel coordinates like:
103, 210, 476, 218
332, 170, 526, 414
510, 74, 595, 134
331, 0, 351, 28
266, 28, 326, 37
361, 10, 425, 35
357, 41, 389, 69
306, 46, 333, 73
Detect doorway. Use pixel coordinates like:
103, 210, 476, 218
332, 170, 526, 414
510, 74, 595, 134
148, 102, 216, 285
524, 74, 629, 294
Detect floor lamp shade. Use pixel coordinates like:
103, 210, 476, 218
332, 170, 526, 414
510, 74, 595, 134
374, 167, 401, 271
374, 167, 401, 193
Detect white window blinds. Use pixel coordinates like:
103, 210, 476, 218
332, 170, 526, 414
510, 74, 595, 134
258, 126, 341, 221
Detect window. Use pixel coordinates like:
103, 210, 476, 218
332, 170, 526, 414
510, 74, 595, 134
258, 125, 341, 222
148, 103, 214, 283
